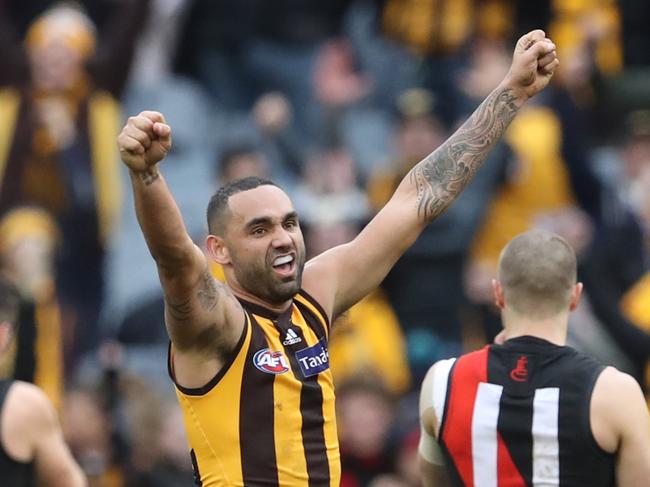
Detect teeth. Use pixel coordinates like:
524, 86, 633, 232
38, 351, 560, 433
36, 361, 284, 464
274, 255, 293, 266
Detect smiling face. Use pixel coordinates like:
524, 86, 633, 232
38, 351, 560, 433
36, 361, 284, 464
213, 185, 306, 305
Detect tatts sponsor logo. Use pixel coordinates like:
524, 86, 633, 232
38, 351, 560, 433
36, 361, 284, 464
253, 348, 290, 374
295, 338, 329, 378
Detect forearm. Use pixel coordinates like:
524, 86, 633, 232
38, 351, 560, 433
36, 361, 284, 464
405, 84, 526, 223
130, 166, 197, 271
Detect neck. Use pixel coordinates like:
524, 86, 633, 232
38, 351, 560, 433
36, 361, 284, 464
228, 283, 293, 314
501, 309, 568, 346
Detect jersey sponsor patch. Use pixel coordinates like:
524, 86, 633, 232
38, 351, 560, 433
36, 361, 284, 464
295, 338, 329, 378
253, 348, 290, 374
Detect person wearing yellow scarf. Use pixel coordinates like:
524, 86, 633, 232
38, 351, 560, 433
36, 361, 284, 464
0, 207, 64, 410
0, 1, 152, 363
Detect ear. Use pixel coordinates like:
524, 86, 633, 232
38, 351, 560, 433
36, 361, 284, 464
569, 282, 583, 311
492, 279, 505, 309
206, 235, 231, 265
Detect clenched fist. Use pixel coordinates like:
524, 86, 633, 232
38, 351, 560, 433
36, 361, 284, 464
503, 29, 559, 100
117, 111, 172, 172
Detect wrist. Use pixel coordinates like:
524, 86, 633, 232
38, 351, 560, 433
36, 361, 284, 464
129, 165, 161, 186
497, 77, 529, 106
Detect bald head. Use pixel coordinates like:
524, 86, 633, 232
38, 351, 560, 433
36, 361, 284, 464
498, 230, 577, 319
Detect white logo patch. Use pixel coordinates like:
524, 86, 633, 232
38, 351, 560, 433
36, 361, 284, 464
282, 328, 302, 345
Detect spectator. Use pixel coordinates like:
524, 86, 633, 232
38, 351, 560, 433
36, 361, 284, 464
175, 0, 353, 141
338, 378, 396, 487
0, 207, 64, 409
0, 1, 148, 363
124, 387, 193, 486
379, 0, 514, 124
62, 387, 123, 485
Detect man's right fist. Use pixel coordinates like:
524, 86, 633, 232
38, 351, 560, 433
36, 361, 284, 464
117, 111, 172, 172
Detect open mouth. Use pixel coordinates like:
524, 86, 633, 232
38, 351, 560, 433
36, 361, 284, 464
272, 254, 296, 277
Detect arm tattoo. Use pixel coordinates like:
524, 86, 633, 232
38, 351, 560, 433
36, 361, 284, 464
167, 297, 192, 322
196, 269, 219, 312
408, 87, 522, 221
138, 168, 160, 186
166, 270, 223, 322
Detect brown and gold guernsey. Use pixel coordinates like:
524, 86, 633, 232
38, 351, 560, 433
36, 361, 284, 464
168, 290, 340, 487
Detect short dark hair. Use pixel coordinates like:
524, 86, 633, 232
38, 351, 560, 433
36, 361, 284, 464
0, 277, 20, 329
206, 176, 278, 235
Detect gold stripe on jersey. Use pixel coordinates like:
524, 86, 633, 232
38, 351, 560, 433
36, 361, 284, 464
293, 291, 330, 339
169, 290, 340, 487
171, 313, 251, 486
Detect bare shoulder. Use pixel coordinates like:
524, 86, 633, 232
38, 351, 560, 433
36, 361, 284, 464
2, 382, 56, 461
6, 381, 55, 424
593, 366, 644, 403
591, 366, 647, 453
301, 254, 338, 319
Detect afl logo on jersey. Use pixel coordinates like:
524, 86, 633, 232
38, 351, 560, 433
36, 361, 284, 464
253, 348, 290, 374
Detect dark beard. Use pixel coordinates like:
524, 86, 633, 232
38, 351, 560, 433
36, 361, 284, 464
234, 257, 304, 305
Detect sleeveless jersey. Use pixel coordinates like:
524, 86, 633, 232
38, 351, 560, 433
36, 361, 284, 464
433, 336, 615, 487
0, 380, 34, 486
169, 290, 340, 487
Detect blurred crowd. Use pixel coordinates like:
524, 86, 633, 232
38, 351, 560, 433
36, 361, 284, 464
0, 0, 649, 485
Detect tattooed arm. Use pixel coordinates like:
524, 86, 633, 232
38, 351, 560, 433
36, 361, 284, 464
118, 111, 244, 387
303, 30, 559, 319
409, 87, 521, 221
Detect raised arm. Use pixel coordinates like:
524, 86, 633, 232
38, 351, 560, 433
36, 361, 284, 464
117, 112, 244, 387
303, 30, 559, 319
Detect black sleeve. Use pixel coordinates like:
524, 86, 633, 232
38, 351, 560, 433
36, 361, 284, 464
551, 88, 604, 222
86, 0, 150, 98
579, 213, 650, 367
0, 5, 30, 87
12, 299, 37, 383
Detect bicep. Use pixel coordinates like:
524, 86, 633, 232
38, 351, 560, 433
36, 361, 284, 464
156, 244, 242, 349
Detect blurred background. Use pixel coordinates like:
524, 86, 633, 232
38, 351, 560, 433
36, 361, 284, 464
0, 0, 649, 485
